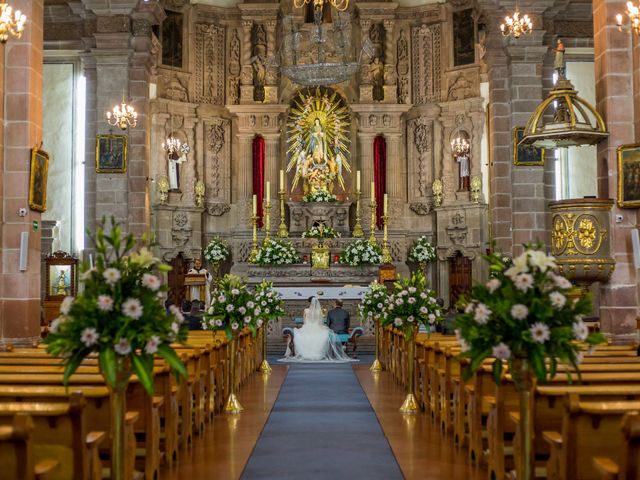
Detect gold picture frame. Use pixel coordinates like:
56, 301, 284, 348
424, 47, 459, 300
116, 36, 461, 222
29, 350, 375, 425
513, 127, 545, 166
96, 134, 128, 173
29, 147, 49, 212
617, 143, 640, 208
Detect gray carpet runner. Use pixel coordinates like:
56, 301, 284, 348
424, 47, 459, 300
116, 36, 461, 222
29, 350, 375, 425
241, 364, 403, 480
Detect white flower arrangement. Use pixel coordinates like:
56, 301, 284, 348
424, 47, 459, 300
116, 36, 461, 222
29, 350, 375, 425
303, 190, 337, 203
253, 238, 299, 266
202, 274, 260, 338
340, 239, 383, 266
359, 282, 390, 320
302, 223, 340, 240
408, 236, 437, 264
204, 237, 230, 264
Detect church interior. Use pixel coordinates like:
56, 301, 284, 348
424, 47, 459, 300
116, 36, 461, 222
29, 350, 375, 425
1, 0, 640, 478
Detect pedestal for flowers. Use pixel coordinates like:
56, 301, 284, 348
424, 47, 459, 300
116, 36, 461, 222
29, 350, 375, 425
455, 245, 604, 480
380, 271, 443, 413
359, 282, 390, 373
254, 281, 285, 374
204, 238, 231, 285
202, 274, 262, 414
44, 219, 188, 480
408, 236, 436, 279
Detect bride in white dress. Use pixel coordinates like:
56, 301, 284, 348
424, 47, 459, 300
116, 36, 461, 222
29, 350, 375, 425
281, 297, 355, 363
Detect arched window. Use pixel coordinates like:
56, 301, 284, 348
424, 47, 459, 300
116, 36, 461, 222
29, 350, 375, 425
252, 136, 265, 228
373, 135, 386, 228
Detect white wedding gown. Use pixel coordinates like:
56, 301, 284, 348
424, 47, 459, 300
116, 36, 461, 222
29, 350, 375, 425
280, 298, 356, 363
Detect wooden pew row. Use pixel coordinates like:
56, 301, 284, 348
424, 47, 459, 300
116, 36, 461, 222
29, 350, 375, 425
593, 412, 640, 480
0, 392, 106, 480
0, 412, 59, 480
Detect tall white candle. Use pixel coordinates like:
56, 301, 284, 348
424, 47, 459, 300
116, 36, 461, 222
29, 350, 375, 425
280, 170, 285, 190
252, 194, 257, 215
371, 181, 375, 197
356, 170, 361, 191
266, 181, 271, 200
384, 194, 388, 214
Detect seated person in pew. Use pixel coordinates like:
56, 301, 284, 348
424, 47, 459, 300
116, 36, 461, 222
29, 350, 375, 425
182, 300, 203, 330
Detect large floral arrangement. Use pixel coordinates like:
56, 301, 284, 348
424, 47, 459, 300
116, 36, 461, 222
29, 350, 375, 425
455, 246, 604, 383
408, 236, 437, 264
44, 219, 188, 394
381, 271, 443, 339
340, 239, 383, 266
254, 281, 285, 322
202, 274, 260, 338
303, 190, 337, 203
359, 282, 390, 321
253, 239, 299, 266
204, 237, 230, 264
302, 223, 340, 240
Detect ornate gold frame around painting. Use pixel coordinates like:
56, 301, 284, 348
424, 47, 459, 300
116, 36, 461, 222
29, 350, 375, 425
616, 143, 640, 208
29, 147, 49, 212
513, 127, 545, 166
44, 251, 77, 301
96, 134, 128, 173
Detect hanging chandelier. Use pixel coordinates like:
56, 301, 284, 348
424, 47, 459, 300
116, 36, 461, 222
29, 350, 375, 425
106, 97, 138, 130
500, 9, 533, 39
616, 2, 640, 35
451, 136, 470, 157
0, 2, 26, 43
293, 0, 348, 12
162, 137, 190, 158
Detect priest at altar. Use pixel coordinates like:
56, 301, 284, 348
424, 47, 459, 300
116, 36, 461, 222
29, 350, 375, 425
187, 258, 212, 305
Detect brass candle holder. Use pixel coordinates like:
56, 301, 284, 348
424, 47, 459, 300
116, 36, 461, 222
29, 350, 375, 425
352, 189, 364, 238
381, 214, 392, 264
259, 322, 272, 374
368, 196, 378, 246
249, 213, 259, 263
263, 200, 272, 244
278, 189, 288, 238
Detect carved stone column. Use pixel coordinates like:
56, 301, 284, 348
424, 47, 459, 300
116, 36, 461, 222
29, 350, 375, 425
263, 132, 280, 235
385, 133, 404, 199
240, 19, 254, 103
235, 132, 254, 230
358, 132, 376, 201
382, 19, 397, 103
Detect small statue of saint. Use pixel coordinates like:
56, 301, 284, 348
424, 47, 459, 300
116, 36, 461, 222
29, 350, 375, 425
168, 143, 189, 191
456, 153, 470, 191
370, 57, 385, 101
55, 270, 68, 296
553, 39, 566, 80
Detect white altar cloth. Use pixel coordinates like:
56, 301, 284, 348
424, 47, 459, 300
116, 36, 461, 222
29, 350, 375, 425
274, 286, 369, 301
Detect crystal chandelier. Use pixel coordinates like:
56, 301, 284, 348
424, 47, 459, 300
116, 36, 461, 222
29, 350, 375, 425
293, 0, 348, 12
616, 2, 640, 35
162, 137, 190, 158
451, 136, 470, 157
0, 2, 26, 43
500, 9, 533, 39
106, 97, 138, 130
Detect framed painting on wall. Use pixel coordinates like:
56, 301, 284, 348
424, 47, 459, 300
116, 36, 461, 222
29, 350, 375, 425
513, 127, 545, 166
44, 251, 77, 300
96, 134, 128, 173
617, 143, 640, 208
29, 147, 49, 212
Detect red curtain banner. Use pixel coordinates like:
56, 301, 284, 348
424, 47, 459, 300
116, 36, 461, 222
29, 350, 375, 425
373, 135, 387, 229
252, 136, 265, 228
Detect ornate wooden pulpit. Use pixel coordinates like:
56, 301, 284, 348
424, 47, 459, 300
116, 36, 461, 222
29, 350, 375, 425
184, 274, 207, 301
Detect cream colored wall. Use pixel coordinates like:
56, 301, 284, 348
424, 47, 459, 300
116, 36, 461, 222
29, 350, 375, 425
42, 63, 74, 253
565, 61, 597, 199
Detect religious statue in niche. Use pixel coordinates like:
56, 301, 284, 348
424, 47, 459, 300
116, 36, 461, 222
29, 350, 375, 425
370, 57, 385, 102
456, 152, 470, 191
453, 8, 475, 67
287, 88, 351, 194
553, 39, 566, 79
168, 143, 190, 191
252, 55, 266, 102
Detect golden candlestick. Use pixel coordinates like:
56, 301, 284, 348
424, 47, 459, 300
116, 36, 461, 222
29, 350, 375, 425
352, 189, 364, 237
382, 214, 392, 264
368, 196, 378, 246
263, 200, 272, 244
249, 214, 259, 263
278, 189, 289, 238
369, 319, 383, 372
259, 322, 272, 373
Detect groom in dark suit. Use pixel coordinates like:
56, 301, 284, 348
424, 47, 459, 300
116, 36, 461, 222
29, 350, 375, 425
327, 299, 350, 334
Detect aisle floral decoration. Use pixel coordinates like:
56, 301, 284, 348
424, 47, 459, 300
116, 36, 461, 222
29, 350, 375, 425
380, 271, 443, 339
454, 245, 603, 383
303, 190, 337, 203
254, 281, 286, 372
44, 218, 188, 479
204, 237, 230, 264
302, 223, 340, 240
408, 236, 437, 264
202, 274, 260, 339
359, 282, 390, 321
253, 238, 299, 266
340, 239, 383, 266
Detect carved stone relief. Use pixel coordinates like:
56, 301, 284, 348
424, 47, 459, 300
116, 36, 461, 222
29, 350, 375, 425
159, 73, 189, 103
195, 23, 225, 105
446, 210, 468, 245
396, 29, 410, 104
412, 23, 441, 105
227, 28, 241, 105
410, 118, 433, 199
204, 118, 231, 208
447, 74, 474, 101
172, 211, 192, 246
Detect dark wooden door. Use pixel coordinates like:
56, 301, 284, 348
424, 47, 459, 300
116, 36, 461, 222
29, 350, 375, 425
449, 252, 472, 307
168, 253, 189, 307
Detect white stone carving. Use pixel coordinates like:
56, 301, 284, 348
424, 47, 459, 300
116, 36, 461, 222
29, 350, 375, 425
195, 23, 225, 105
412, 23, 441, 104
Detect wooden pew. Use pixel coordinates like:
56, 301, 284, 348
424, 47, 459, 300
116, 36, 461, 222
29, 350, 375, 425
0, 413, 59, 480
593, 412, 640, 480
0, 393, 105, 480
544, 396, 640, 480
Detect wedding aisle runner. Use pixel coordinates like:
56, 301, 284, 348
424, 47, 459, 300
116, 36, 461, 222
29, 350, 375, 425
242, 364, 403, 480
